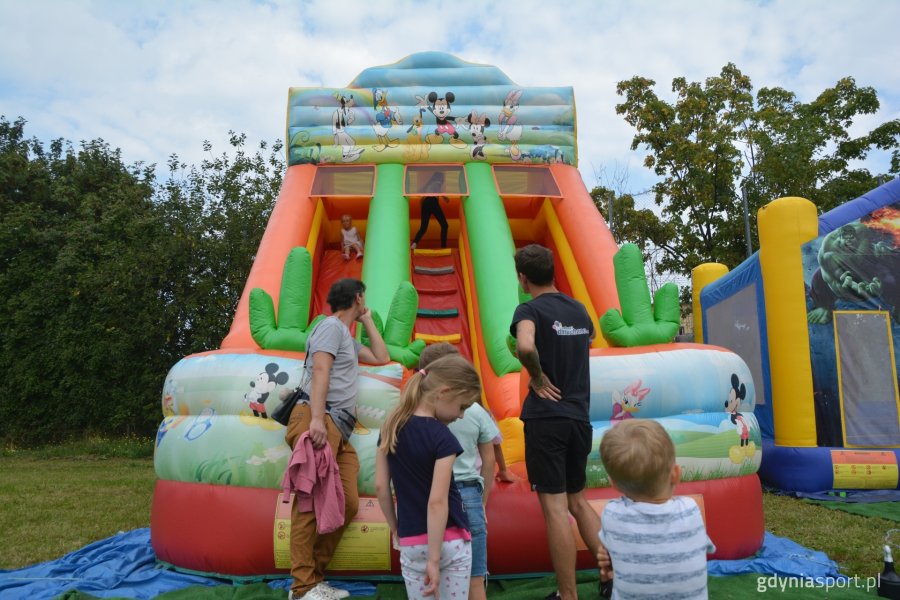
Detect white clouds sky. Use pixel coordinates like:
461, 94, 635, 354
1, 0, 898, 193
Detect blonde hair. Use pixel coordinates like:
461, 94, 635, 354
599, 420, 675, 498
379, 354, 480, 454
418, 342, 460, 369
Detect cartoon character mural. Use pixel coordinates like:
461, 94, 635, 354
289, 131, 326, 165
244, 363, 290, 419
807, 206, 900, 325
403, 108, 429, 161
611, 379, 649, 423
332, 93, 364, 162
725, 373, 755, 463
466, 111, 491, 160
371, 88, 403, 151
418, 91, 467, 149
498, 89, 523, 160
523, 145, 565, 165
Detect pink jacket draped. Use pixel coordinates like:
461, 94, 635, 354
281, 431, 346, 534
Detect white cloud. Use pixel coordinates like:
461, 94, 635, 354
1, 0, 897, 192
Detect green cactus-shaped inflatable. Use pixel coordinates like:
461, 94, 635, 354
249, 247, 322, 352
600, 243, 680, 347
361, 281, 426, 368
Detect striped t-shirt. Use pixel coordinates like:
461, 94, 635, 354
599, 495, 715, 600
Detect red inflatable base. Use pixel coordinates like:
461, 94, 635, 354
152, 475, 764, 577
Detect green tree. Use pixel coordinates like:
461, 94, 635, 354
155, 133, 285, 356
749, 78, 900, 214
0, 118, 286, 445
614, 64, 900, 282
0, 117, 170, 443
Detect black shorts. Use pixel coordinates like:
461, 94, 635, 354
524, 417, 593, 494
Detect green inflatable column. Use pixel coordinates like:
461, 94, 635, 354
463, 162, 521, 376
361, 163, 410, 322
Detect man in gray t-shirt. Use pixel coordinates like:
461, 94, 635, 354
303, 315, 363, 440
284, 278, 389, 600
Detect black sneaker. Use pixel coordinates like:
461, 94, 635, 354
599, 578, 613, 598
543, 591, 560, 599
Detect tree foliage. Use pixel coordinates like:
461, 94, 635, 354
0, 117, 284, 444
611, 64, 900, 280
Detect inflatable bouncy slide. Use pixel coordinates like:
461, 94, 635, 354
696, 177, 900, 493
151, 52, 765, 578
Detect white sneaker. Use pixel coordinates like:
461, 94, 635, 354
287, 586, 331, 600
319, 582, 351, 598
289, 583, 350, 600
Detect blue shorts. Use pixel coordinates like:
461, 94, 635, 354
457, 481, 488, 577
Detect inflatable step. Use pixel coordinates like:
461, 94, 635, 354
415, 332, 462, 345
413, 248, 452, 257
415, 265, 455, 275
416, 287, 456, 296
417, 308, 459, 318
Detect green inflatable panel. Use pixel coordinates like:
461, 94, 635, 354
249, 247, 322, 352
361, 164, 409, 321
463, 162, 521, 376
599, 243, 680, 347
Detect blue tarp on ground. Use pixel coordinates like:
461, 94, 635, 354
0, 529, 372, 600
708, 532, 844, 579
0, 529, 841, 600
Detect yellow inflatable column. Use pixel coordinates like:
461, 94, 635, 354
691, 263, 730, 343
757, 197, 819, 447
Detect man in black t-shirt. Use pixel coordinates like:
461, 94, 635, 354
509, 244, 601, 600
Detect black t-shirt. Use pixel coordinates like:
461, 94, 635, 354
510, 293, 594, 422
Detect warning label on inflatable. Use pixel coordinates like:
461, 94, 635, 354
831, 450, 898, 489
273, 493, 294, 569
328, 499, 391, 571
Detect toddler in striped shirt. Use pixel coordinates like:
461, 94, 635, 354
596, 419, 715, 599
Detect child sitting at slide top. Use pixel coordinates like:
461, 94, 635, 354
375, 355, 480, 600
417, 343, 513, 600
340, 214, 363, 260
597, 419, 715, 600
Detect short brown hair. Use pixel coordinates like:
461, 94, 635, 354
599, 420, 675, 498
514, 244, 554, 286
418, 342, 460, 369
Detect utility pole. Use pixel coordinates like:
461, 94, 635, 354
607, 191, 615, 242
741, 183, 753, 258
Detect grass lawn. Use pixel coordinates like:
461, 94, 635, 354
0, 437, 894, 581
0, 437, 155, 570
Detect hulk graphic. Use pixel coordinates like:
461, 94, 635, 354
808, 217, 900, 324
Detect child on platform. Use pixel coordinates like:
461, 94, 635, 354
375, 354, 480, 600
596, 419, 715, 599
411, 171, 449, 249
340, 214, 363, 260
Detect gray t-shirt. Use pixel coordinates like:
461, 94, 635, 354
304, 316, 363, 440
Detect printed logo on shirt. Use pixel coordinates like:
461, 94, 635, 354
552, 320, 590, 336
